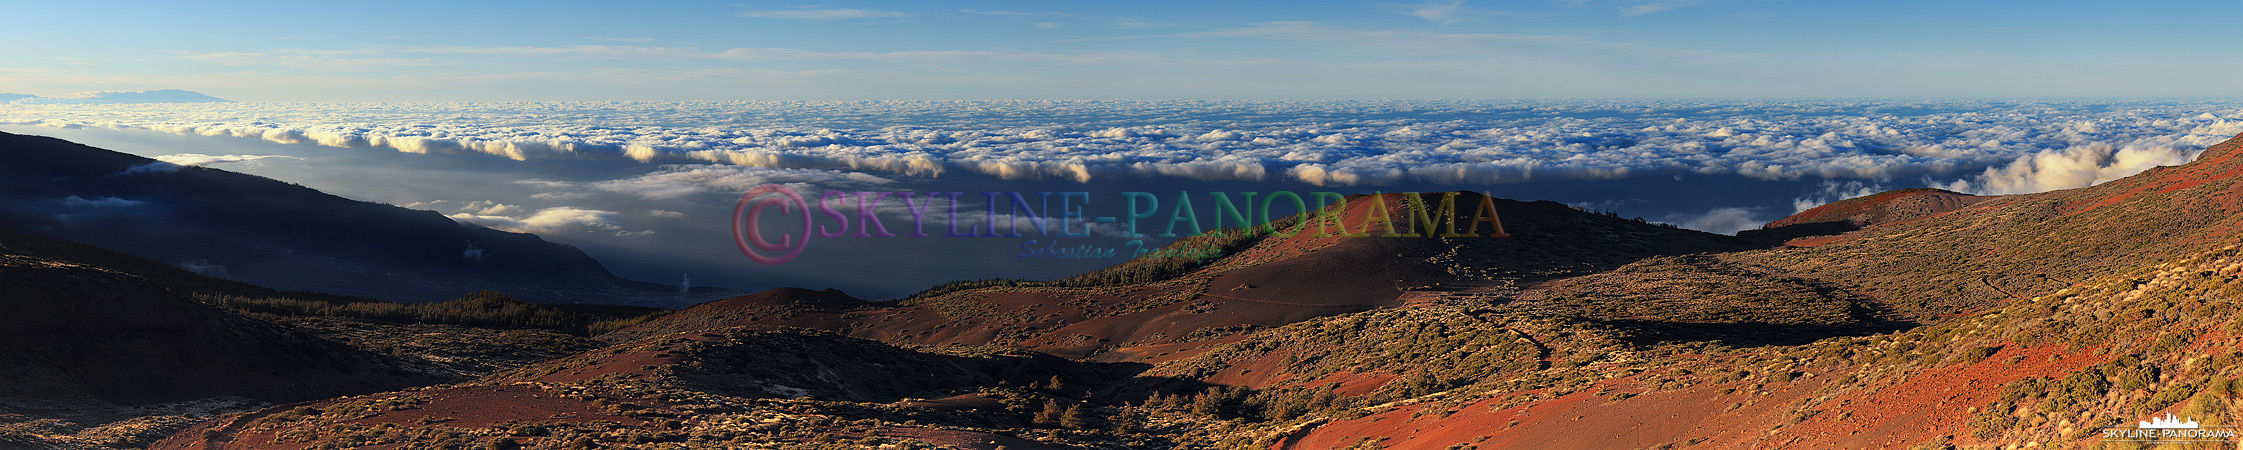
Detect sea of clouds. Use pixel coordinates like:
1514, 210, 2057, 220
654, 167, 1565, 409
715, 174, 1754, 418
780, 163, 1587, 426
6, 98, 2241, 196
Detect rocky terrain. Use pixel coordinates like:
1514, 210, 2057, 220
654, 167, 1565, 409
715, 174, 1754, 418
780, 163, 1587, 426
8, 132, 2243, 449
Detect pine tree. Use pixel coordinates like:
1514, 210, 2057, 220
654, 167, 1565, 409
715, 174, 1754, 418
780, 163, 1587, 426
1191, 390, 1224, 416
1310, 387, 1338, 411
1033, 399, 1065, 426
1059, 404, 1091, 430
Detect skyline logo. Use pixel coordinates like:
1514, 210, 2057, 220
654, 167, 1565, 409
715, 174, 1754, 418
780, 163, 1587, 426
2103, 413, 2234, 443
2140, 413, 2201, 429
730, 185, 1509, 265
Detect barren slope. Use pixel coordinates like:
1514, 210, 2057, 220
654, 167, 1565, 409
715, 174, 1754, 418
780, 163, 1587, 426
606, 192, 1752, 361
1737, 132, 2243, 317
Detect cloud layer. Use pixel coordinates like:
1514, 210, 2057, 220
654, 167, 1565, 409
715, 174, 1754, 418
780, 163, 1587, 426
447, 206, 632, 235
7, 99, 2241, 193
153, 153, 303, 166
1942, 142, 2203, 195
1665, 206, 1769, 235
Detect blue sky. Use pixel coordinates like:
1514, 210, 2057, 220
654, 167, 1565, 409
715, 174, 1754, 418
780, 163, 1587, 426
6, 0, 2241, 101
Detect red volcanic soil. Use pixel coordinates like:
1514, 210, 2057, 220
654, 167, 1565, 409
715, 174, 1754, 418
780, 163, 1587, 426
347, 384, 648, 429
2062, 135, 2243, 216
1277, 344, 2103, 450
609, 192, 1747, 363
595, 287, 862, 343
871, 427, 1064, 450
895, 393, 1006, 411
1273, 373, 1815, 450
524, 328, 1078, 404
1279, 375, 1741, 449
152, 327, 1085, 449
1782, 234, 1850, 248
1095, 335, 1251, 366
1170, 338, 1399, 396
1775, 344, 2103, 449
509, 334, 698, 385
1767, 188, 1990, 229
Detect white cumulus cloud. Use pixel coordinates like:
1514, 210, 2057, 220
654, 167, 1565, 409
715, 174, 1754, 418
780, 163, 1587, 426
6, 99, 2240, 193
592, 164, 894, 200
61, 196, 145, 208
152, 153, 303, 166
1943, 143, 2202, 195
449, 206, 637, 235
1665, 207, 1771, 235
115, 162, 181, 175
1791, 180, 1886, 213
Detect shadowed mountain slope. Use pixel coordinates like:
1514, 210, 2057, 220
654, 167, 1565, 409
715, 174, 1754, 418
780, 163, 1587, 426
0, 131, 692, 304
0, 252, 444, 415
153, 328, 1130, 450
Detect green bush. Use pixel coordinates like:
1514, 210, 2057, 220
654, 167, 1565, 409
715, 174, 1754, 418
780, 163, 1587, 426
1957, 345, 2001, 365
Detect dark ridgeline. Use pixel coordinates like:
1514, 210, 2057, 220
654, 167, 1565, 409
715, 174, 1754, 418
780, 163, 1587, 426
0, 251, 447, 416
0, 131, 692, 305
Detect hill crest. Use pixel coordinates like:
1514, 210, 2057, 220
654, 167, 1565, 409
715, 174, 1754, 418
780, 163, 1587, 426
0, 131, 694, 304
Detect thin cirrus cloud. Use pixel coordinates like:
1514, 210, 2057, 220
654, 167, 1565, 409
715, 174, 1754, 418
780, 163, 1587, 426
737, 7, 907, 20
961, 9, 1073, 17
148, 24, 1771, 101
1109, 18, 1180, 29
1140, 21, 1697, 60
1391, 1, 1508, 24
183, 51, 444, 71
250, 45, 1164, 67
1619, 0, 1702, 16
7, 99, 2241, 196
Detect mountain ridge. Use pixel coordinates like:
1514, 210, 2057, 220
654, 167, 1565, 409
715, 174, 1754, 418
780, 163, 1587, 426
1734, 131, 2243, 317
17, 131, 2243, 449
0, 250, 446, 421
3, 90, 230, 104
0, 131, 702, 305
601, 191, 1766, 362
